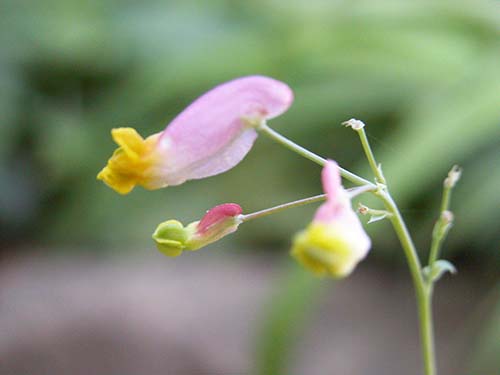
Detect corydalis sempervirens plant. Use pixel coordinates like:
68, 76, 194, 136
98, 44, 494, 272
98, 76, 461, 375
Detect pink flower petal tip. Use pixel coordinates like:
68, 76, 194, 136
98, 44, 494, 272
197, 203, 243, 234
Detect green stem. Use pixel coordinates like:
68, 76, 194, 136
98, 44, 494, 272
378, 192, 436, 375
354, 126, 436, 375
440, 188, 451, 214
356, 127, 386, 184
258, 123, 373, 187
242, 185, 374, 223
428, 176, 456, 268
241, 194, 327, 222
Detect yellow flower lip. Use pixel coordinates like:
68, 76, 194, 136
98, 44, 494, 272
290, 161, 371, 278
97, 127, 163, 194
291, 223, 355, 278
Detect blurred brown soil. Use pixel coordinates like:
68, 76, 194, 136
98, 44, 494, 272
0, 250, 484, 375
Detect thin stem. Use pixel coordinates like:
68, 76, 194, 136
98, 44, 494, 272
428, 166, 460, 268
241, 194, 327, 222
421, 293, 436, 375
428, 213, 451, 269
258, 123, 373, 187
348, 184, 377, 198
440, 188, 451, 214
378, 193, 425, 289
259, 123, 326, 166
355, 127, 386, 184
352, 123, 436, 375
378, 191, 436, 375
241, 185, 374, 223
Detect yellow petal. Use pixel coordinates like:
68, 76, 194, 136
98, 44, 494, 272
291, 223, 355, 278
111, 128, 146, 160
97, 127, 163, 194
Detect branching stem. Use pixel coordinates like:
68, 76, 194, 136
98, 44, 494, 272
355, 126, 436, 375
259, 121, 440, 375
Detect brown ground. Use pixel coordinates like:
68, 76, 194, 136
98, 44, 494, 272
0, 250, 486, 375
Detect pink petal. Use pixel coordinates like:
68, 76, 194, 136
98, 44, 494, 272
159, 75, 293, 185
321, 160, 342, 200
197, 203, 243, 234
314, 160, 350, 222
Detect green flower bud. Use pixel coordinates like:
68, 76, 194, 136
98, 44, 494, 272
152, 204, 243, 257
152, 220, 191, 257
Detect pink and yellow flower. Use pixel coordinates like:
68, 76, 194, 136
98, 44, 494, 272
97, 76, 293, 194
291, 160, 371, 278
152, 203, 243, 257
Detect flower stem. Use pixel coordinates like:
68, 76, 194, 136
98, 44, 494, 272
241, 185, 374, 223
355, 127, 386, 184
241, 194, 327, 222
354, 126, 436, 375
428, 166, 460, 268
378, 192, 436, 375
258, 123, 373, 187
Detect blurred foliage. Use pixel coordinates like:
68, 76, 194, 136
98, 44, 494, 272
0, 0, 499, 265
255, 263, 325, 375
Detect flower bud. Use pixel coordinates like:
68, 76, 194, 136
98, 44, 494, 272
342, 118, 365, 130
444, 165, 462, 189
152, 203, 243, 256
152, 220, 192, 257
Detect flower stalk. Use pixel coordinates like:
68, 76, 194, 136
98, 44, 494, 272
241, 185, 375, 223
241, 194, 327, 223
428, 165, 461, 269
261, 119, 440, 375
352, 123, 436, 375
258, 122, 373, 187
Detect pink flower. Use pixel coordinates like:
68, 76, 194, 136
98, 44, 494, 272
97, 76, 293, 194
291, 160, 371, 277
152, 203, 243, 257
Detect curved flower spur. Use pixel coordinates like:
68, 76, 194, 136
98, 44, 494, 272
97, 76, 293, 194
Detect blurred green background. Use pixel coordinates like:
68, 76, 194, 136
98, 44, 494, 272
0, 0, 499, 374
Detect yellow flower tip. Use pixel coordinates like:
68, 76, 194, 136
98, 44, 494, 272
290, 223, 359, 278
97, 127, 164, 194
